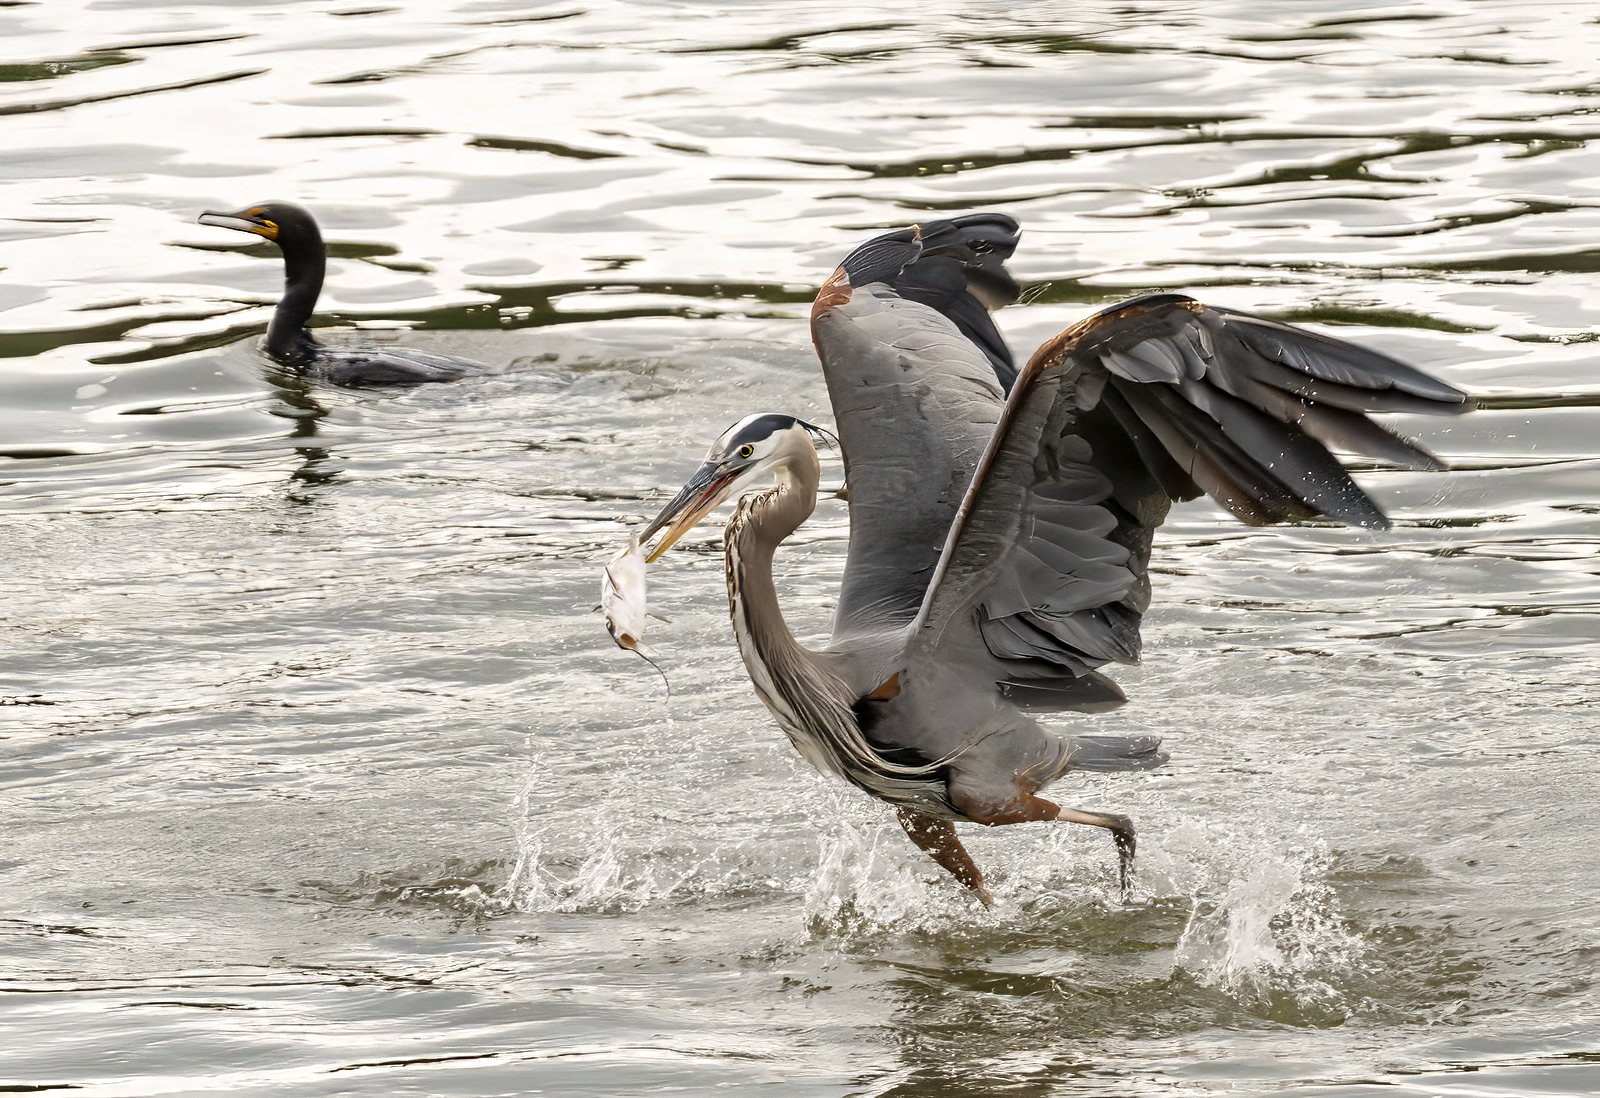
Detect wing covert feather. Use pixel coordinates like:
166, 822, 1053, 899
811, 215, 1027, 643
814, 286, 1003, 640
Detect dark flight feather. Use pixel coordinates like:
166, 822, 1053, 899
903, 291, 1471, 686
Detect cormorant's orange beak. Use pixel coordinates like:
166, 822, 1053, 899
198, 208, 279, 240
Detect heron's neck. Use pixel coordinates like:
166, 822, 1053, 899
722, 458, 855, 753
725, 461, 817, 660
265, 240, 325, 365
722, 459, 925, 791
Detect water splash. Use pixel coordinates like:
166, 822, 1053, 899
800, 795, 988, 935
497, 747, 769, 915
497, 725, 668, 914
500, 835, 549, 913
569, 832, 628, 909
500, 820, 681, 914
1162, 819, 1368, 1024
805, 813, 899, 927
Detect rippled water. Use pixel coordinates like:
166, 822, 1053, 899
4, 1, 1600, 1094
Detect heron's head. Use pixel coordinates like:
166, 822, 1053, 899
641, 413, 829, 562
198, 200, 323, 258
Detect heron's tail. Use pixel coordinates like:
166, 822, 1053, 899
1066, 734, 1167, 772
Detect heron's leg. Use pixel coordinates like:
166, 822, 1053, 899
894, 806, 994, 906
950, 780, 1138, 896
1057, 806, 1137, 896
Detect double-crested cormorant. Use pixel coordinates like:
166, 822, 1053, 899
198, 201, 477, 386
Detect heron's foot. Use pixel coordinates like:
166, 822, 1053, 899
940, 781, 1138, 900
1111, 821, 1136, 899
894, 806, 993, 906
1058, 807, 1136, 898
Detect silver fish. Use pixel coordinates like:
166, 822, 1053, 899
602, 532, 649, 652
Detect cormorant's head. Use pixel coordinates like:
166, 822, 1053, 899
639, 414, 831, 561
198, 201, 323, 257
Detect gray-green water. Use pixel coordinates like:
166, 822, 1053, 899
3, 2, 1599, 1094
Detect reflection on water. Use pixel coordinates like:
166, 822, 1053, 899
3, 2, 1600, 1096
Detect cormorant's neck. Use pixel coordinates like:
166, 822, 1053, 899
265, 234, 326, 365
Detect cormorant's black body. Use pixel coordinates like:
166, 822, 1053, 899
198, 201, 476, 386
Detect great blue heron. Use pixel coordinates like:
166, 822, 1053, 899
640, 214, 1473, 904
198, 201, 476, 386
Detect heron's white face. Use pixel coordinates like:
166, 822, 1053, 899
706, 414, 813, 470
641, 414, 822, 561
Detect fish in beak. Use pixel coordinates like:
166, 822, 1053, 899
602, 533, 649, 651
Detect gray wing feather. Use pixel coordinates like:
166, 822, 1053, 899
813, 286, 1002, 641
906, 293, 1472, 691
1217, 308, 1466, 402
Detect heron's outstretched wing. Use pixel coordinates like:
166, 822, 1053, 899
812, 216, 1025, 644
903, 293, 1474, 705
887, 213, 1022, 390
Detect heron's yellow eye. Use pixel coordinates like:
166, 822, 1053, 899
738, 444, 754, 458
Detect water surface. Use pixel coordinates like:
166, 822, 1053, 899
3, 2, 1599, 1095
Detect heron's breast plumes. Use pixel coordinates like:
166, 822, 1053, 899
724, 492, 956, 815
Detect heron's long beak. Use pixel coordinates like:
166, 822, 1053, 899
640, 459, 747, 562
198, 209, 278, 239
